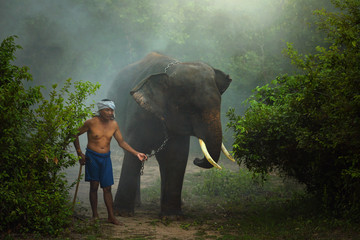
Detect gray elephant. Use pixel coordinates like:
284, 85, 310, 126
108, 52, 234, 217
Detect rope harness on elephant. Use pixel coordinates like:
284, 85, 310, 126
164, 60, 180, 73
140, 59, 180, 176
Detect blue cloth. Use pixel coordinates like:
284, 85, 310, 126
85, 148, 114, 188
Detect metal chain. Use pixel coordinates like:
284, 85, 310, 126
140, 122, 169, 175
140, 161, 145, 176
140, 60, 180, 176
147, 137, 169, 158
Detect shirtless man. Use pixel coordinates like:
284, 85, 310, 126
74, 99, 147, 225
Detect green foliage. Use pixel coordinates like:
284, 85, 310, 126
194, 168, 303, 205
3, 0, 334, 95
195, 168, 261, 202
227, 0, 360, 219
0, 36, 100, 235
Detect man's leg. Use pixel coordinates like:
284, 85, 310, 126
89, 181, 100, 219
103, 186, 122, 225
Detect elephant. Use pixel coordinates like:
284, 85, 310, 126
108, 52, 234, 217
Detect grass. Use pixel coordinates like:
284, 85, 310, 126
8, 165, 357, 239
2, 218, 103, 240
159, 166, 360, 240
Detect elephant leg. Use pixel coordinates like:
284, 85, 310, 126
114, 151, 141, 216
156, 135, 190, 217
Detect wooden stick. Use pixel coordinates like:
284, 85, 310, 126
72, 164, 83, 211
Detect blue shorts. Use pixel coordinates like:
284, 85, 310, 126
85, 148, 114, 188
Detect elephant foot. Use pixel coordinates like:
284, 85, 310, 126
193, 157, 214, 169
114, 209, 135, 217
160, 215, 185, 221
159, 212, 184, 221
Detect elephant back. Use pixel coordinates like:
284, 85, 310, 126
108, 52, 174, 131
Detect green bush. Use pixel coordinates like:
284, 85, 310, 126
227, 0, 360, 219
195, 169, 259, 202
0, 36, 100, 235
195, 168, 303, 204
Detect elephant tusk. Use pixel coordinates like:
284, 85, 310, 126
221, 143, 235, 162
199, 139, 222, 169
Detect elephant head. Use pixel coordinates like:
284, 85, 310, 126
130, 62, 234, 169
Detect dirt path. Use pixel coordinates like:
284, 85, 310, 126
67, 149, 235, 239
99, 209, 220, 239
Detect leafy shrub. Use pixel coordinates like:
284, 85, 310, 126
196, 169, 259, 201
227, 0, 360, 219
195, 168, 302, 204
0, 36, 100, 235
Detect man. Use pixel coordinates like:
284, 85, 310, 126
74, 99, 147, 225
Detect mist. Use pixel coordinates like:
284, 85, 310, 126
0, 0, 333, 155
0, 1, 309, 92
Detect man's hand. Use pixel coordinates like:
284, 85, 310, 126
78, 153, 86, 165
137, 153, 148, 162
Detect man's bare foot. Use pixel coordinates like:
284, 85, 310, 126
108, 217, 124, 225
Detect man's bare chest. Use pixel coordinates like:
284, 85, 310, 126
88, 124, 115, 140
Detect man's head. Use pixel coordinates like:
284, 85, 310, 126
97, 99, 115, 120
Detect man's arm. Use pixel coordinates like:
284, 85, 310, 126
73, 120, 90, 165
113, 122, 147, 161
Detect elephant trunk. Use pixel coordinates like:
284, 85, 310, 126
193, 109, 222, 169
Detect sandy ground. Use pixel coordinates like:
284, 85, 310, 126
66, 146, 237, 239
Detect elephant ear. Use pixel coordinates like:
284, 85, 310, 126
214, 69, 232, 95
130, 73, 169, 119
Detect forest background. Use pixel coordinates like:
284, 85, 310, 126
0, 0, 333, 115
1, 0, 359, 238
